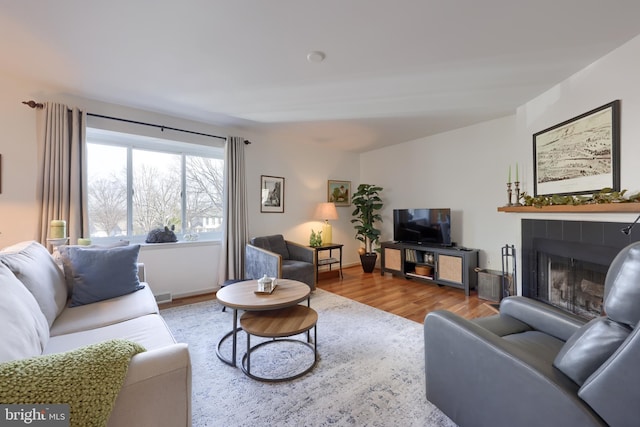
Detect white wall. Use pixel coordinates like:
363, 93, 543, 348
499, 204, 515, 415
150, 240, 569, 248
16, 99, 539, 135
0, 78, 230, 297
0, 72, 361, 297
0, 72, 41, 246
360, 115, 519, 271
4, 32, 640, 298
243, 131, 361, 265
360, 33, 640, 293
518, 33, 640, 205
138, 241, 220, 298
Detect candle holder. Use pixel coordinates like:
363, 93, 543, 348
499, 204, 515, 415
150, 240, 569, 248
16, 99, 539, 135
46, 237, 69, 260
514, 181, 523, 206
506, 182, 513, 206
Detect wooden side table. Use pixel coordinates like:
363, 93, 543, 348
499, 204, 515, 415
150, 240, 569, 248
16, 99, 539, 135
311, 243, 343, 282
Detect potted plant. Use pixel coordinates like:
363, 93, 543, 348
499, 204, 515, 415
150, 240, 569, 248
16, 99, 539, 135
351, 184, 383, 273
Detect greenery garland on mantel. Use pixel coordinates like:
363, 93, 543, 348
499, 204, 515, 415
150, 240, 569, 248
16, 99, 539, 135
520, 188, 640, 208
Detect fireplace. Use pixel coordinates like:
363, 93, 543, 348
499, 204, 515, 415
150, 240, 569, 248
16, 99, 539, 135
540, 252, 606, 319
521, 219, 640, 320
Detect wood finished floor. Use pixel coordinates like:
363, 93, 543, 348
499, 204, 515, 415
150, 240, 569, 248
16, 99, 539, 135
161, 266, 497, 323
317, 266, 497, 323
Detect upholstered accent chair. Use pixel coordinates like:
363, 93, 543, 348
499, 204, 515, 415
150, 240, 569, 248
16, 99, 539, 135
424, 241, 640, 427
245, 235, 316, 290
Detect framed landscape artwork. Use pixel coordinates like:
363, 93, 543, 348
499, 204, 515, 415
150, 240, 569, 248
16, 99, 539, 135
328, 180, 351, 206
260, 175, 285, 213
533, 100, 620, 196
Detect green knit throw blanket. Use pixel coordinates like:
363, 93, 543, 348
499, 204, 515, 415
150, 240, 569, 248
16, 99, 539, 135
0, 339, 145, 427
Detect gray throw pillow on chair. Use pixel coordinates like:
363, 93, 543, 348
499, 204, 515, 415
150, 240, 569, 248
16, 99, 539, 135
554, 317, 631, 386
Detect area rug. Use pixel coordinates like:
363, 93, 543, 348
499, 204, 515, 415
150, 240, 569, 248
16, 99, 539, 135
161, 289, 456, 427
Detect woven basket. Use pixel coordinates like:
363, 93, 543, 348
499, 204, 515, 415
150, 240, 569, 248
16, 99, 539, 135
415, 265, 433, 276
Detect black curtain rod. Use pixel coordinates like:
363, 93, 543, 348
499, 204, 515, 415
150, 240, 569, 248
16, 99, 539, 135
22, 100, 251, 144
87, 113, 233, 141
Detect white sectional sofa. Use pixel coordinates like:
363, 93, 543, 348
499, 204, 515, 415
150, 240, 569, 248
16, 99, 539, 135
0, 241, 191, 427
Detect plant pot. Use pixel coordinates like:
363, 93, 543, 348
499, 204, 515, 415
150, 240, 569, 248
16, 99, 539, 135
360, 253, 378, 273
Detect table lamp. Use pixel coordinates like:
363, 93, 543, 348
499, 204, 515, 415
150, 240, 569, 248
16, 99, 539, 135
314, 202, 338, 244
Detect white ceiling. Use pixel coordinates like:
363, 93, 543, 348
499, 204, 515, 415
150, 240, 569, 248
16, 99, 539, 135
2, 1, 640, 152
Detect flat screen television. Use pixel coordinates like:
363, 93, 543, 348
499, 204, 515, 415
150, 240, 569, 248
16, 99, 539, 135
393, 208, 452, 246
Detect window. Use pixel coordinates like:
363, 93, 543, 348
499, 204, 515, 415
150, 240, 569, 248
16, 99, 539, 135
86, 128, 224, 243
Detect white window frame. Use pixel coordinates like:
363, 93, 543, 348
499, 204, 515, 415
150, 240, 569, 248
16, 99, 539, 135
86, 127, 224, 244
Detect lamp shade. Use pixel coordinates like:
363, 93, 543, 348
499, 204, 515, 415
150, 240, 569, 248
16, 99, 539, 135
315, 202, 338, 244
314, 202, 338, 221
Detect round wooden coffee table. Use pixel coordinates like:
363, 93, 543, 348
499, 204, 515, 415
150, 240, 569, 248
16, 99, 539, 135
216, 279, 311, 367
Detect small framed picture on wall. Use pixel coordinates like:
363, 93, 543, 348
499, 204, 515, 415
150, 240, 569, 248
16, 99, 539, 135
328, 180, 351, 206
260, 175, 285, 213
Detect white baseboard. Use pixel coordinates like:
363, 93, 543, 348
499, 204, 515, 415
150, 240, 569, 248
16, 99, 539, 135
171, 286, 218, 300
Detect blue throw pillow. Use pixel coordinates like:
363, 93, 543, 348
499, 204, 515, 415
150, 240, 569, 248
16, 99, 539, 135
66, 245, 144, 307
58, 241, 130, 292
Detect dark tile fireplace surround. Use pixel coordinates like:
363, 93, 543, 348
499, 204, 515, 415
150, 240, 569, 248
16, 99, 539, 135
521, 219, 640, 319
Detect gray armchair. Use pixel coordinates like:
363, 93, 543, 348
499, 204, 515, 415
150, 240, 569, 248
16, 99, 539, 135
245, 235, 316, 290
424, 241, 640, 427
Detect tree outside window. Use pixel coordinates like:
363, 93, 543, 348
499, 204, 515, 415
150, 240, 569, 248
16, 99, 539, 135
86, 129, 224, 242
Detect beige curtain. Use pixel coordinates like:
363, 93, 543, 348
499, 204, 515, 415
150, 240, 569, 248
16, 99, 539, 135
219, 136, 248, 284
36, 102, 88, 245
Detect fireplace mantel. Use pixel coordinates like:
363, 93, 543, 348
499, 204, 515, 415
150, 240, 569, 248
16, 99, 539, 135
498, 203, 640, 213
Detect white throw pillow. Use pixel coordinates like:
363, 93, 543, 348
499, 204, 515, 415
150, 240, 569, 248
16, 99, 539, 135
0, 263, 49, 362
0, 241, 68, 326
